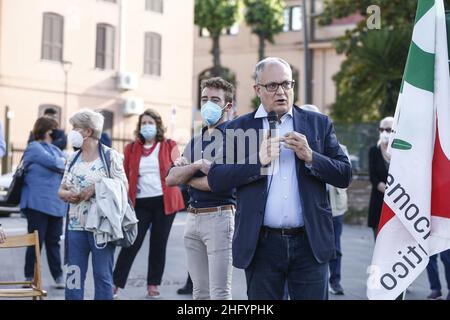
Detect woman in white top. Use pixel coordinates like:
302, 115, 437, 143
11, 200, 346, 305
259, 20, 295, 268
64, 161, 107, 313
59, 109, 128, 300
113, 109, 184, 299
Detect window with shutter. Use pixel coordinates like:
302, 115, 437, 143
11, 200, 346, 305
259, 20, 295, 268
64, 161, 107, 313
144, 32, 161, 76
146, 0, 163, 13
283, 6, 303, 32
95, 24, 115, 69
41, 13, 64, 61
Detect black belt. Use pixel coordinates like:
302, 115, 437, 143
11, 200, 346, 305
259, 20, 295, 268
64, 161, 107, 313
261, 226, 305, 236
188, 205, 234, 214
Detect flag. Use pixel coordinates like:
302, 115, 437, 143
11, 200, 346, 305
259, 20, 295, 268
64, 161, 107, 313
367, 0, 450, 300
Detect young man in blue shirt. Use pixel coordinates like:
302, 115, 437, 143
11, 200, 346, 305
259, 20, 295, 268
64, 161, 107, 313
167, 77, 236, 300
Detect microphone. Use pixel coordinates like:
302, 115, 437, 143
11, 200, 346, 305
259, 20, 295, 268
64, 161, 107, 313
267, 111, 278, 137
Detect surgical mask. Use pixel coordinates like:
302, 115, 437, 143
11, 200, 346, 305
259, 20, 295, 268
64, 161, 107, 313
380, 131, 390, 144
201, 101, 226, 126
140, 124, 157, 140
68, 130, 85, 149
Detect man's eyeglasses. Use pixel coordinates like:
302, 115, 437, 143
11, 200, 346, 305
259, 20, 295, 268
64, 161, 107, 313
379, 127, 392, 133
257, 81, 295, 92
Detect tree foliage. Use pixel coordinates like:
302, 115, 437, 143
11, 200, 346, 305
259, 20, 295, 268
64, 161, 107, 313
319, 0, 450, 123
319, 0, 419, 54
194, 0, 240, 76
244, 0, 285, 109
331, 28, 409, 122
243, 0, 285, 60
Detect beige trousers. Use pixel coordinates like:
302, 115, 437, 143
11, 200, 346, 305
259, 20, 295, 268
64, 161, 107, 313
184, 208, 234, 300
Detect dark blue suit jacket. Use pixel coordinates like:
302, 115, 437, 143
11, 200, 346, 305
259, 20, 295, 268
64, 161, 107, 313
208, 105, 352, 269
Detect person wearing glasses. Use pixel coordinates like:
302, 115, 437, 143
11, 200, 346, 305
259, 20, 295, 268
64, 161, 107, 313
368, 116, 394, 240
207, 57, 352, 300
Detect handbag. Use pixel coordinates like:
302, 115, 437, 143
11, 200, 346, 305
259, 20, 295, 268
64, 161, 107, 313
4, 156, 26, 205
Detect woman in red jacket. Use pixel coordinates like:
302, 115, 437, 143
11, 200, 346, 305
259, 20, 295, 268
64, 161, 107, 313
113, 109, 184, 299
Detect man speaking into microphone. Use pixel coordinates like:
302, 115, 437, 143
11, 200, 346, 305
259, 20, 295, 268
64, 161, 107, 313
208, 57, 351, 300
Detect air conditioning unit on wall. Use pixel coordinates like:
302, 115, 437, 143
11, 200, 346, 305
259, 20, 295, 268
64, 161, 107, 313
123, 97, 144, 116
117, 71, 138, 90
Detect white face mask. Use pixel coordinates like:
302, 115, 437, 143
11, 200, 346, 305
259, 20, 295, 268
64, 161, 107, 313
68, 130, 85, 149
380, 131, 391, 144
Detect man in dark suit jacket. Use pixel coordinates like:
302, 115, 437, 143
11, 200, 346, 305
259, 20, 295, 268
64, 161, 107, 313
207, 57, 352, 300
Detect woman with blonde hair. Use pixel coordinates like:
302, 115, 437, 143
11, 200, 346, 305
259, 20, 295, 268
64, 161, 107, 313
59, 109, 128, 300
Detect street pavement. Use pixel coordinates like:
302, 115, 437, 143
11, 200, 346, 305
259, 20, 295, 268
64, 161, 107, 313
0, 212, 447, 300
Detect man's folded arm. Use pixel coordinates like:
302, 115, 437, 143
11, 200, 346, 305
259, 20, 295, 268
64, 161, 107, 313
208, 152, 265, 193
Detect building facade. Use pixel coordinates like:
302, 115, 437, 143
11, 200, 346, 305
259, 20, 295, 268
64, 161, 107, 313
0, 0, 194, 170
193, 0, 359, 121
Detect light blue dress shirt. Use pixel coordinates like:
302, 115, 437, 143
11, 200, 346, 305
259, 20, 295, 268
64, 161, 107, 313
255, 105, 304, 228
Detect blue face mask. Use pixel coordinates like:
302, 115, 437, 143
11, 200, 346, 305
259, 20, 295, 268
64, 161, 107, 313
140, 124, 157, 140
201, 101, 226, 126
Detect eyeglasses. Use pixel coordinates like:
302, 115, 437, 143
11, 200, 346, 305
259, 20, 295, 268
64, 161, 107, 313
379, 127, 392, 133
257, 81, 295, 92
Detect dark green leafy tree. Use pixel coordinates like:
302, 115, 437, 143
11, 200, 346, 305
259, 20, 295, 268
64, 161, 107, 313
244, 0, 285, 109
331, 28, 409, 122
319, 0, 419, 55
194, 0, 240, 77
243, 0, 285, 61
319, 0, 450, 122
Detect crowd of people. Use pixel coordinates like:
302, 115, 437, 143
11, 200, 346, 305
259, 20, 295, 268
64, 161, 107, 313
0, 57, 449, 300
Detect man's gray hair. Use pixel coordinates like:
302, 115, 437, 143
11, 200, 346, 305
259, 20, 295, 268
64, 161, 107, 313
69, 108, 104, 140
380, 116, 394, 126
255, 57, 293, 83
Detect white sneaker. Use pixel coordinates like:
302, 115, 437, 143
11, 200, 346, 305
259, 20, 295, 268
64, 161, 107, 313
146, 286, 161, 299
